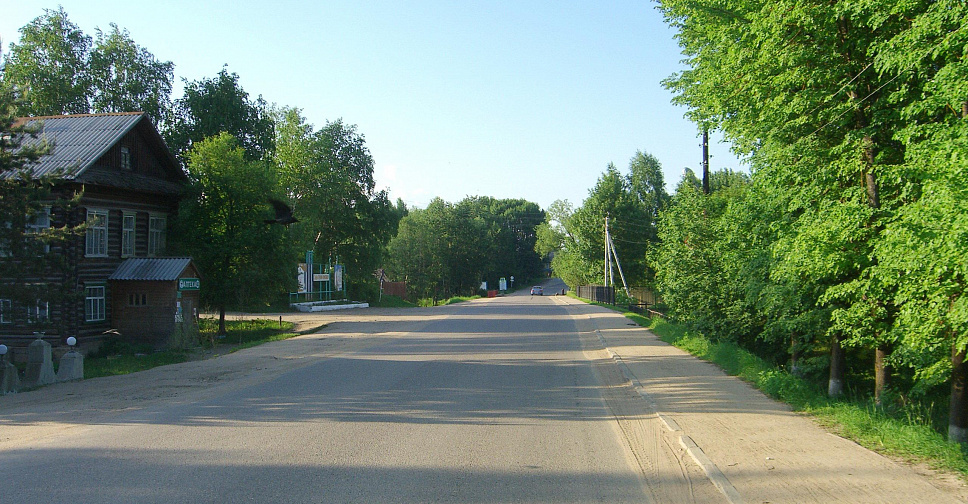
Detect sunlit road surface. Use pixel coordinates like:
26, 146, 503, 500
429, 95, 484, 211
1, 283, 710, 503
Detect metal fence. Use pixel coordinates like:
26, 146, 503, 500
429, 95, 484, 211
576, 285, 615, 305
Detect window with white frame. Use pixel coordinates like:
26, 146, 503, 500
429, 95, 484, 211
85, 209, 108, 257
122, 213, 136, 257
85, 285, 106, 322
0, 299, 11, 324
148, 216, 166, 256
27, 299, 49, 323
26, 206, 51, 253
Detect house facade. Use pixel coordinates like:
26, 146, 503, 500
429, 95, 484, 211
1, 112, 193, 352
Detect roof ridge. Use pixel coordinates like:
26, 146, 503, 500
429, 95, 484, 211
19, 112, 144, 121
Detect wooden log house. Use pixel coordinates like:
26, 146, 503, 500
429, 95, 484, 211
1, 112, 197, 355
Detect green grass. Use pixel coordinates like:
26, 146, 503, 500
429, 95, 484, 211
444, 295, 480, 305
369, 295, 416, 308
199, 318, 298, 348
416, 295, 481, 307
85, 318, 298, 378
620, 311, 968, 479
85, 352, 191, 378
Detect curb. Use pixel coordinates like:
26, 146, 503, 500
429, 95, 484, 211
680, 436, 745, 504
595, 328, 743, 504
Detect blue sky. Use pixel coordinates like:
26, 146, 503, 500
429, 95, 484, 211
1, 1, 743, 211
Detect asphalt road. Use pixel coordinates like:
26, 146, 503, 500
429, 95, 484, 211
0, 283, 709, 503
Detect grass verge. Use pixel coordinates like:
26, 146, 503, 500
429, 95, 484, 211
85, 351, 190, 378
369, 295, 416, 308
619, 310, 968, 479
85, 318, 298, 378
416, 295, 481, 307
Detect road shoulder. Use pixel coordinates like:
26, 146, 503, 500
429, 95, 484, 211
556, 296, 968, 504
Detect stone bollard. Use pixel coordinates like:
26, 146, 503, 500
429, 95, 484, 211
57, 337, 84, 382
0, 344, 20, 394
25, 336, 56, 388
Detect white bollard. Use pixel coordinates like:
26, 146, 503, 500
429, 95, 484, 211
57, 337, 84, 382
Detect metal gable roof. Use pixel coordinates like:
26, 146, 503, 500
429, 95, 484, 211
6, 113, 145, 180
108, 257, 195, 281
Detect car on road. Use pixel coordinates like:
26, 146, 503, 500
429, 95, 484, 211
530, 286, 543, 296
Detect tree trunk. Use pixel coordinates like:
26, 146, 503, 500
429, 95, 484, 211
949, 346, 968, 443
790, 332, 802, 377
829, 336, 845, 397
218, 306, 227, 336
874, 344, 892, 406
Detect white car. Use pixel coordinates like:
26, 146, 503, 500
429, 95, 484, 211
530, 286, 543, 296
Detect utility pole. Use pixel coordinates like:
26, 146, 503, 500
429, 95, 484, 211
607, 232, 631, 299
604, 215, 613, 287
702, 128, 710, 195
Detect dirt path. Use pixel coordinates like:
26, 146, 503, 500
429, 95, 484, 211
555, 296, 968, 504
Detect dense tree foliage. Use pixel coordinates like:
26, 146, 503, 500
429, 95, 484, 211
0, 7, 173, 124
89, 24, 174, 125
0, 8, 403, 318
170, 133, 295, 333
654, 0, 968, 440
273, 108, 402, 301
166, 68, 274, 164
1, 7, 91, 116
386, 196, 544, 300
542, 152, 669, 290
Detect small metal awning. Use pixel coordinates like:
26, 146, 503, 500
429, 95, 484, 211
108, 258, 196, 281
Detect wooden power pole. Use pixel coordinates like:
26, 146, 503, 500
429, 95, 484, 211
702, 129, 710, 195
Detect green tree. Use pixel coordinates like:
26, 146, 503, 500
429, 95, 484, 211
872, 0, 968, 441
0, 88, 83, 333
89, 24, 174, 126
653, 169, 749, 338
658, 0, 920, 399
166, 68, 274, 163
455, 196, 545, 290
386, 199, 455, 300
386, 196, 543, 300
1, 7, 91, 115
535, 199, 596, 289
567, 160, 657, 289
627, 150, 670, 244
273, 109, 398, 301
171, 133, 294, 334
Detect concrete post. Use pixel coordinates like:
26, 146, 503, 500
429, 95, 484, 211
57, 351, 84, 382
25, 337, 56, 388
1, 345, 20, 394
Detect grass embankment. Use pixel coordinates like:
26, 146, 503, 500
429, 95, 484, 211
85, 318, 298, 378
416, 295, 481, 307
369, 295, 416, 308
618, 310, 968, 478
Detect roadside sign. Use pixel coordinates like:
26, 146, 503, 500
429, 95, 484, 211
297, 263, 309, 293
313, 273, 330, 282
178, 278, 200, 291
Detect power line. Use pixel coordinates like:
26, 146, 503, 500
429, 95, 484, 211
807, 72, 903, 139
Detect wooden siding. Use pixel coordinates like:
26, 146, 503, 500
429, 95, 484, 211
2, 115, 184, 349
94, 121, 175, 181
